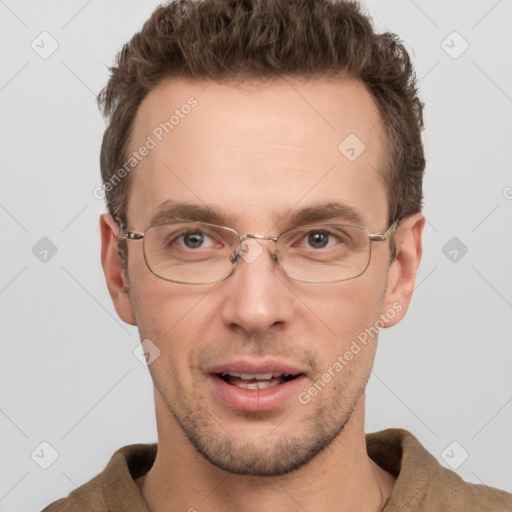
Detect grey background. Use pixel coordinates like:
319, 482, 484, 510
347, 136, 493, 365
1, 0, 511, 510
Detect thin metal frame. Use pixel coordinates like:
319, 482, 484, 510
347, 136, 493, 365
118, 219, 400, 284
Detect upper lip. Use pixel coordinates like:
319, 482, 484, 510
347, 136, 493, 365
206, 358, 308, 377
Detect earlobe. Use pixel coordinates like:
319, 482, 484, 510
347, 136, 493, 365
381, 213, 425, 328
100, 213, 137, 326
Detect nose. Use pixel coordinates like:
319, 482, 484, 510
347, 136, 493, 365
219, 238, 294, 334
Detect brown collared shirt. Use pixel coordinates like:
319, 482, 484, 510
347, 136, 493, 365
42, 429, 512, 511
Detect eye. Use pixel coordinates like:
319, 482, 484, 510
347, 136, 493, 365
297, 229, 343, 250
174, 230, 219, 249
305, 230, 333, 249
287, 226, 357, 253
181, 231, 208, 249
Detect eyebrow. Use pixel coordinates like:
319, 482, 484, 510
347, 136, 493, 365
279, 202, 365, 228
149, 200, 227, 226
148, 200, 365, 230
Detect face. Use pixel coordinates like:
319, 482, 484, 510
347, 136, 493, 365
104, 76, 420, 476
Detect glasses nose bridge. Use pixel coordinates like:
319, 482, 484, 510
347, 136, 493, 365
240, 233, 278, 243
231, 232, 279, 265
239, 233, 279, 255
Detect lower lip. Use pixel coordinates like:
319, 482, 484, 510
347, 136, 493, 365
208, 374, 307, 412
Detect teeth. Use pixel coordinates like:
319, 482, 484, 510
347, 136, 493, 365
220, 371, 291, 380
233, 380, 281, 390
254, 373, 273, 380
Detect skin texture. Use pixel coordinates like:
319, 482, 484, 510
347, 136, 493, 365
100, 76, 424, 511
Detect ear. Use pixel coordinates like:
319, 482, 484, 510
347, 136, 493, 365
380, 213, 425, 328
99, 213, 137, 326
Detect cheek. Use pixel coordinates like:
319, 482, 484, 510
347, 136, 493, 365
300, 278, 385, 339
129, 273, 217, 355
297, 277, 387, 381
130, 284, 214, 395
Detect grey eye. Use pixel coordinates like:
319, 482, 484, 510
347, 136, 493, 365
306, 231, 331, 249
182, 232, 205, 248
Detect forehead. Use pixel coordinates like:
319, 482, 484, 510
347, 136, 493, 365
127, 76, 389, 232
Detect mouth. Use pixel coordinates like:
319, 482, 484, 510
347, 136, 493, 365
206, 361, 308, 412
218, 371, 302, 390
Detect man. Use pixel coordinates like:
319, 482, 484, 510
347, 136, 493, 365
43, 0, 512, 510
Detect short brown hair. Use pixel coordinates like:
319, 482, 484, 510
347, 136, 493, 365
97, 0, 425, 265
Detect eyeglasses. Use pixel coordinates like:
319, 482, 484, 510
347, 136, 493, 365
119, 219, 399, 284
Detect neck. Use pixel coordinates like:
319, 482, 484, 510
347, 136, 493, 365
137, 394, 395, 512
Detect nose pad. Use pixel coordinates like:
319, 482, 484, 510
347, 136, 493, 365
241, 238, 265, 264
232, 237, 281, 267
